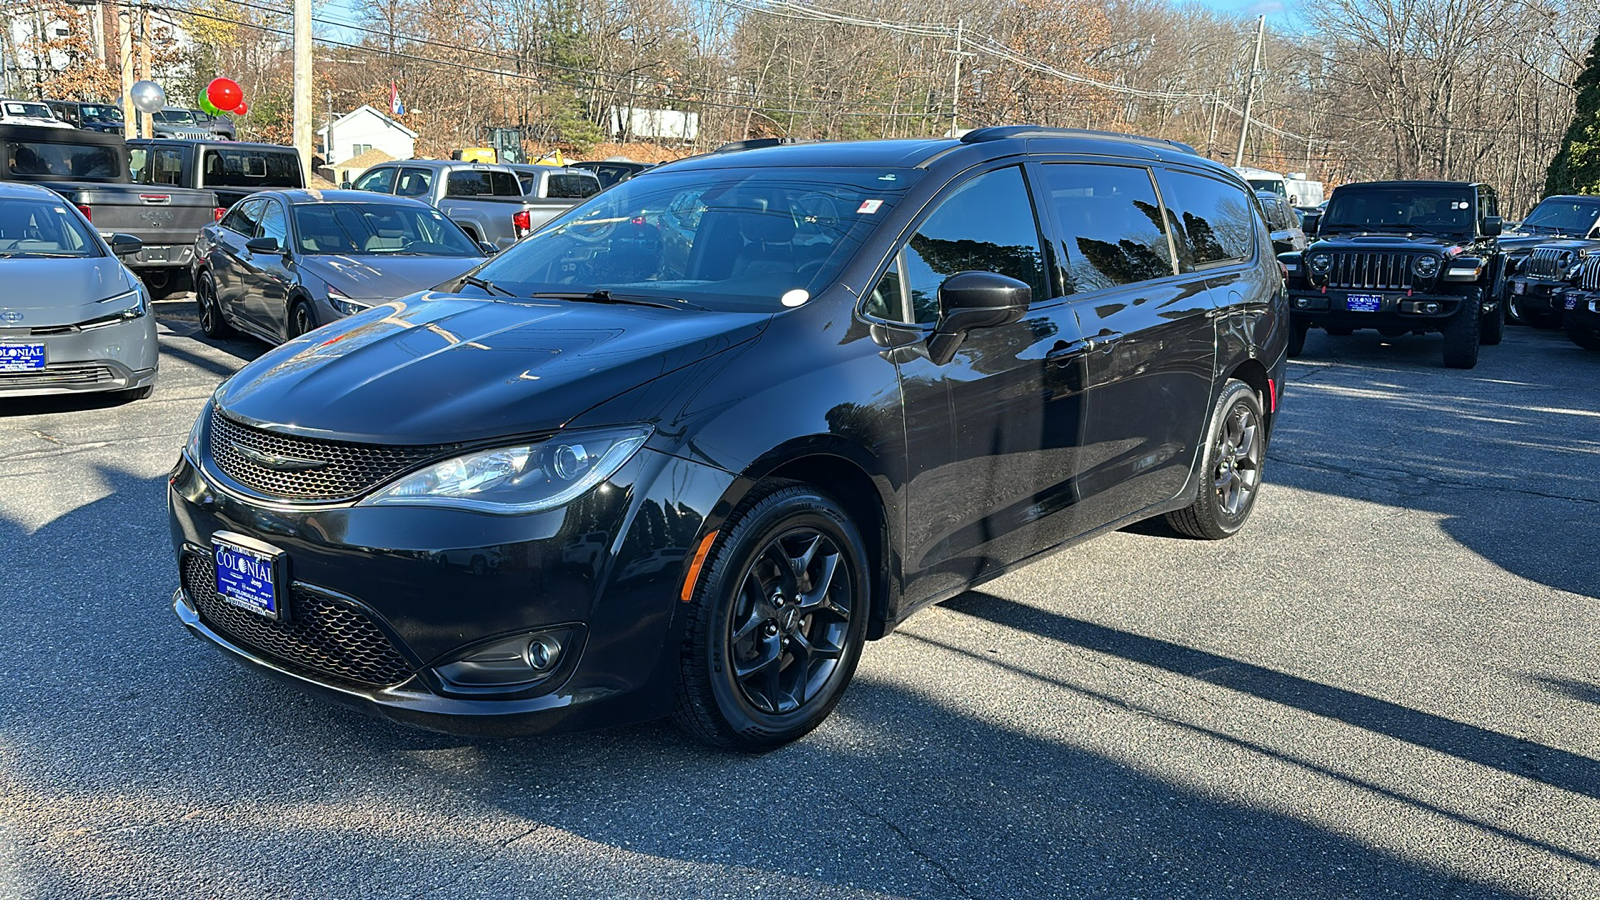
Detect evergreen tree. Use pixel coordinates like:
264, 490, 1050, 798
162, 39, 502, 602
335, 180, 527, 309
1544, 36, 1600, 197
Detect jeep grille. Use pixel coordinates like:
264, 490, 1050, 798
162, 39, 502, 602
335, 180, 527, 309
1580, 257, 1600, 292
1526, 247, 1572, 279
1327, 251, 1416, 290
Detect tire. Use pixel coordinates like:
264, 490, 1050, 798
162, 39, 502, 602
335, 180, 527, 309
1480, 294, 1505, 346
1166, 379, 1267, 541
672, 480, 870, 751
1286, 320, 1308, 358
1441, 290, 1482, 369
196, 270, 234, 339
1567, 317, 1600, 351
288, 299, 316, 339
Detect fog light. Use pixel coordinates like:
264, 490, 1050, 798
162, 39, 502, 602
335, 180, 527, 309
1422, 302, 1440, 314
434, 627, 576, 690
1295, 297, 1310, 308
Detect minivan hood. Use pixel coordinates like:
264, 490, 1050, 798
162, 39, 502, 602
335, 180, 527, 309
218, 292, 772, 444
0, 257, 136, 328
299, 254, 488, 301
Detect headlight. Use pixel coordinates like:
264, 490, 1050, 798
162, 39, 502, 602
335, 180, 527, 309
326, 286, 370, 317
361, 425, 652, 514
79, 286, 147, 329
1307, 252, 1332, 274
1412, 255, 1440, 278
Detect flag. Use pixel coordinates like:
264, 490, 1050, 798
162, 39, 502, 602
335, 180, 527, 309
389, 82, 405, 117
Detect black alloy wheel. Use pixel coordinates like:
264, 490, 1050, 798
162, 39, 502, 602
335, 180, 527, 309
673, 481, 869, 751
288, 300, 315, 339
1167, 379, 1266, 540
196, 271, 233, 338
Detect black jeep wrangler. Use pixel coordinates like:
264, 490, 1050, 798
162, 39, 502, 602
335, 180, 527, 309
1500, 195, 1600, 327
1556, 256, 1600, 351
1281, 180, 1504, 369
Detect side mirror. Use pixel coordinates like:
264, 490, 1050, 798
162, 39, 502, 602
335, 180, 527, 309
109, 233, 143, 256
926, 271, 1031, 365
478, 241, 498, 256
1483, 215, 1503, 237
339, 181, 352, 190
245, 236, 281, 254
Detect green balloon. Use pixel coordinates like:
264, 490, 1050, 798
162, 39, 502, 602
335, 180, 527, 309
197, 90, 221, 116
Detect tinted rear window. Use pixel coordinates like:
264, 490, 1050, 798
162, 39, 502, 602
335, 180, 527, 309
6, 141, 121, 181
1160, 170, 1257, 267
548, 174, 599, 199
202, 148, 301, 187
446, 170, 521, 198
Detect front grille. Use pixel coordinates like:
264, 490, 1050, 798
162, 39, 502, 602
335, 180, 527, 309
182, 553, 414, 687
0, 325, 77, 337
0, 363, 114, 387
1526, 247, 1572, 279
208, 410, 454, 502
1328, 251, 1416, 290
1581, 257, 1600, 292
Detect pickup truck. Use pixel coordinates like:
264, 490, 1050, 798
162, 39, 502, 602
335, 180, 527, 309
506, 164, 601, 229
0, 123, 218, 294
347, 160, 546, 251
126, 138, 303, 209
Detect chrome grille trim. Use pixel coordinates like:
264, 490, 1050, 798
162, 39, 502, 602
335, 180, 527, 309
1527, 247, 1570, 279
1581, 257, 1600, 292
1328, 251, 1416, 290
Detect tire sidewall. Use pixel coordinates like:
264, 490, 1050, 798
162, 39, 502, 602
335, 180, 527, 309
684, 487, 869, 749
1194, 381, 1265, 538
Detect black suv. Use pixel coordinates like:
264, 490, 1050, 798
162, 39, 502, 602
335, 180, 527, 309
44, 100, 124, 134
1282, 180, 1504, 369
168, 127, 1287, 750
1556, 257, 1600, 351
1500, 195, 1600, 327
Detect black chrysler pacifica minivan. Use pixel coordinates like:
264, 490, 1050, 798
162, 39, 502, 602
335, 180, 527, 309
170, 127, 1289, 750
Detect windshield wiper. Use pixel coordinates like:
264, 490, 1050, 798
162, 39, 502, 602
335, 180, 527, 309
525, 290, 699, 310
459, 274, 515, 297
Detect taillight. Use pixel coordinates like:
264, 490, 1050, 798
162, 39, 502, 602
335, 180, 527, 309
76, 204, 92, 222
214, 207, 226, 222
512, 210, 531, 236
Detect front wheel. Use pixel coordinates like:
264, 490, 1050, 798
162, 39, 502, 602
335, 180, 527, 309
1166, 379, 1266, 540
673, 481, 870, 752
1480, 296, 1505, 346
1286, 320, 1308, 358
1441, 290, 1482, 369
1567, 317, 1600, 351
287, 300, 316, 340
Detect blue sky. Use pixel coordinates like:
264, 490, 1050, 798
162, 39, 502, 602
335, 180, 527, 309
1189, 0, 1303, 26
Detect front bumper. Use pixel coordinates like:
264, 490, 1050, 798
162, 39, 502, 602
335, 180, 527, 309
1507, 276, 1566, 316
0, 315, 158, 397
1288, 288, 1474, 330
167, 444, 735, 736
1560, 288, 1600, 332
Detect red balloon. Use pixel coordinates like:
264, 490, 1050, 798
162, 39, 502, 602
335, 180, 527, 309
207, 78, 243, 112
234, 101, 249, 116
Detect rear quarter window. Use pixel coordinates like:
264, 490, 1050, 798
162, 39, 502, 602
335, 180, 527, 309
548, 174, 600, 199
1159, 169, 1258, 268
202, 149, 302, 188
446, 170, 521, 198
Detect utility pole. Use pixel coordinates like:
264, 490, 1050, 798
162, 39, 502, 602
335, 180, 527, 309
1207, 92, 1221, 158
137, 2, 151, 139
1233, 14, 1265, 167
948, 18, 967, 138
119, 3, 133, 135
292, 0, 312, 181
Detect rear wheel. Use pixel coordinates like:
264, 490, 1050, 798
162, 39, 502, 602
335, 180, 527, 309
1166, 379, 1266, 540
1441, 290, 1482, 369
196, 271, 233, 339
673, 481, 869, 751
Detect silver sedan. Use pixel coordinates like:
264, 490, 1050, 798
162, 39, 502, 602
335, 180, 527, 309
0, 182, 157, 400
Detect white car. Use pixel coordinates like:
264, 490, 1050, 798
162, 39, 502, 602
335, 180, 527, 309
0, 99, 73, 129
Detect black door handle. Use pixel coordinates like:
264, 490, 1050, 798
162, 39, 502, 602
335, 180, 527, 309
1047, 338, 1091, 361
1091, 330, 1125, 351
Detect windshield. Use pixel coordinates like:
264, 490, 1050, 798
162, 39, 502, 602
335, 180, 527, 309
1322, 186, 1476, 232
0, 197, 99, 257
1519, 199, 1600, 235
1247, 178, 1287, 199
154, 109, 198, 125
3, 102, 53, 119
292, 202, 483, 256
469, 166, 924, 312
80, 105, 122, 122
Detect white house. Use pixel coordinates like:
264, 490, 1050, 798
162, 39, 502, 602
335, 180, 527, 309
317, 104, 416, 166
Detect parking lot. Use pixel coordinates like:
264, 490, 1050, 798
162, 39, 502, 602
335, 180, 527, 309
1, 304, 1596, 899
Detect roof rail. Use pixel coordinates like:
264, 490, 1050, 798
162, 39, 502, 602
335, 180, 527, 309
960, 125, 1198, 156
711, 137, 807, 154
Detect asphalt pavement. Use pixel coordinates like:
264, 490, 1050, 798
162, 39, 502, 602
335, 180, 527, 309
1, 306, 1596, 899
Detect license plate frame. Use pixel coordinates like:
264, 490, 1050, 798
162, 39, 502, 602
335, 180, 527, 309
1566, 294, 1579, 310
0, 343, 46, 372
211, 531, 289, 622
1345, 293, 1383, 313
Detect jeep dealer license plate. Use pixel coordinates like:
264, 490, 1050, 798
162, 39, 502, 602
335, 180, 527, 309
0, 343, 46, 372
1346, 293, 1383, 313
1513, 281, 1526, 294
1566, 295, 1579, 310
212, 532, 287, 620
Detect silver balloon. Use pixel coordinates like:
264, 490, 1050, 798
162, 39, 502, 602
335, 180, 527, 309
130, 80, 166, 114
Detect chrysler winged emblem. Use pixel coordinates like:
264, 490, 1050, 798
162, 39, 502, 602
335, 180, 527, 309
233, 443, 329, 471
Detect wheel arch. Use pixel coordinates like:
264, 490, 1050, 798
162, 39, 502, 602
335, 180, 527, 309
1225, 357, 1275, 436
